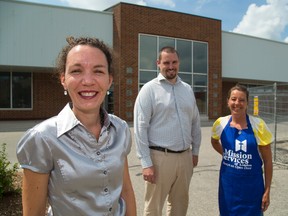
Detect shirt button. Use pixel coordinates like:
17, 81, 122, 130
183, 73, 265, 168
97, 151, 101, 155
103, 170, 107, 175
104, 188, 108, 192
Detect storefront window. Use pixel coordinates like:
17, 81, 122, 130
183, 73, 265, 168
140, 71, 157, 84
178, 73, 192, 85
193, 42, 208, 74
139, 35, 157, 70
0, 72, 10, 108
193, 74, 207, 86
139, 34, 208, 115
159, 37, 175, 50
194, 87, 207, 114
177, 39, 192, 72
0, 72, 32, 109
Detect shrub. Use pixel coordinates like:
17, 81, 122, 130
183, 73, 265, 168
0, 143, 20, 197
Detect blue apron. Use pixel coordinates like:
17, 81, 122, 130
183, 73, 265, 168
219, 115, 264, 216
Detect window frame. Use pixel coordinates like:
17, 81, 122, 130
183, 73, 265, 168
138, 34, 208, 115
0, 71, 33, 110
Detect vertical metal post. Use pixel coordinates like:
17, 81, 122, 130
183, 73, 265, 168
273, 82, 277, 162
253, 96, 259, 116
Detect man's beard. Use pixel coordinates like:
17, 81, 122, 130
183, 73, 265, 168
165, 69, 177, 80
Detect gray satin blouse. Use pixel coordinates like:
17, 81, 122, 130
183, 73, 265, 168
17, 103, 131, 216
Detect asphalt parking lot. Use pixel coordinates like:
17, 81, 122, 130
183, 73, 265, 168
1, 120, 287, 216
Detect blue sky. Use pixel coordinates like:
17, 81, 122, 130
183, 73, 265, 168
17, 0, 288, 43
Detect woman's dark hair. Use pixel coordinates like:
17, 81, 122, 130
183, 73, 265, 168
227, 84, 249, 101
55, 36, 113, 77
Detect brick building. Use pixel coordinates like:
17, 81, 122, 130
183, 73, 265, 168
1, 0, 287, 122
110, 3, 221, 121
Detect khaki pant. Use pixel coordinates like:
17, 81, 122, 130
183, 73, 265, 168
143, 149, 194, 216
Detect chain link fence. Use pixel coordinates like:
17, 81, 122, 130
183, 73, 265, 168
248, 83, 288, 166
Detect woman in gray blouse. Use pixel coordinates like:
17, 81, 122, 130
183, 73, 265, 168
17, 36, 136, 216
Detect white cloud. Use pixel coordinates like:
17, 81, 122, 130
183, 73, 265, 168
233, 0, 288, 42
62, 0, 175, 11
147, 0, 175, 8
136, 0, 147, 6
193, 0, 212, 13
61, 0, 119, 10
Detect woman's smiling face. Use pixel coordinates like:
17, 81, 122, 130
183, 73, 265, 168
228, 89, 248, 116
61, 45, 113, 116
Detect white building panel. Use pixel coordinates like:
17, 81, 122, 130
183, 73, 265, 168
222, 31, 288, 83
0, 0, 113, 68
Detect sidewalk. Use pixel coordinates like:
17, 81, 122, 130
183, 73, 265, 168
0, 120, 287, 215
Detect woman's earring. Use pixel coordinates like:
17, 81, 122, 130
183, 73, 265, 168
64, 90, 67, 96
107, 91, 110, 95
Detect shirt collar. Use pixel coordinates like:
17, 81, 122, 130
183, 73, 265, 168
56, 103, 113, 137
157, 73, 181, 84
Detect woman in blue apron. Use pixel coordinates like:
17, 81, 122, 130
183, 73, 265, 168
211, 84, 273, 216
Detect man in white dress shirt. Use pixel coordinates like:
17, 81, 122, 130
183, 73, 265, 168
134, 46, 202, 216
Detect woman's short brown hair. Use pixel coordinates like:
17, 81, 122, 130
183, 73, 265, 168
55, 36, 113, 78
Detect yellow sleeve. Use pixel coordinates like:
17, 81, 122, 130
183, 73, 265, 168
250, 115, 274, 146
211, 116, 230, 140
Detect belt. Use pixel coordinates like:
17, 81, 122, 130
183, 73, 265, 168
149, 146, 188, 154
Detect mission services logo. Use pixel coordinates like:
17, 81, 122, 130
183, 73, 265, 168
222, 139, 252, 169
235, 139, 247, 152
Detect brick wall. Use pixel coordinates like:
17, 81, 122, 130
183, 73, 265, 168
0, 72, 70, 120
